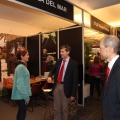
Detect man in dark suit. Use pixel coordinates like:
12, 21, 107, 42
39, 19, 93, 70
99, 35, 120, 120
47, 44, 78, 120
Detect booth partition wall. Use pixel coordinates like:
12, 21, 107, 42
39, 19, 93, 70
59, 26, 83, 104
27, 35, 40, 77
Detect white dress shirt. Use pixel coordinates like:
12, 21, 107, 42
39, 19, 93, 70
59, 57, 70, 82
108, 55, 119, 72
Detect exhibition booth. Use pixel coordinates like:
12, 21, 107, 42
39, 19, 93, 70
0, 0, 117, 106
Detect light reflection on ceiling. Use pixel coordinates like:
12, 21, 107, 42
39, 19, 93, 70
84, 27, 106, 43
0, 27, 106, 46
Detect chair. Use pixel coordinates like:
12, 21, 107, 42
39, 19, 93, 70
27, 83, 46, 112
42, 82, 54, 119
2, 78, 13, 103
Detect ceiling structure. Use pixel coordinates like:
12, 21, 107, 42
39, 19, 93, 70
0, 0, 119, 41
67, 0, 120, 41
84, 28, 106, 42
67, 0, 120, 28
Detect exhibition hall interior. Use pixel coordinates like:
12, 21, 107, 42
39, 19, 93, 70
0, 0, 120, 120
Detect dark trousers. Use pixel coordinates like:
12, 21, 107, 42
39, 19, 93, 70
16, 99, 27, 120
89, 76, 101, 97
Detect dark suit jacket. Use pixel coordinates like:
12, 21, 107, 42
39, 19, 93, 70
49, 58, 78, 98
103, 57, 120, 120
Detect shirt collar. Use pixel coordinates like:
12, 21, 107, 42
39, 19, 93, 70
108, 55, 119, 70
63, 57, 70, 62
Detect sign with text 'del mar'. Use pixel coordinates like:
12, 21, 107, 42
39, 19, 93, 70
14, 0, 73, 21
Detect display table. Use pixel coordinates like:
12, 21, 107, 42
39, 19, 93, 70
7, 77, 46, 86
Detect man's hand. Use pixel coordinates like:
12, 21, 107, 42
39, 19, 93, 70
47, 77, 53, 83
70, 96, 75, 102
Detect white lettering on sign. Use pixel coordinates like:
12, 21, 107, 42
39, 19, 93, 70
46, 0, 56, 8
38, 0, 44, 3
57, 4, 67, 12
37, 0, 68, 13
93, 21, 109, 32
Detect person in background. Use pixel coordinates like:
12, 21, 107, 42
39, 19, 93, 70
47, 44, 78, 120
89, 56, 102, 98
42, 48, 47, 61
11, 47, 32, 120
99, 35, 120, 120
46, 55, 54, 71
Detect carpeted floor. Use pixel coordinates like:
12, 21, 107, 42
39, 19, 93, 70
0, 94, 102, 120
74, 97, 102, 120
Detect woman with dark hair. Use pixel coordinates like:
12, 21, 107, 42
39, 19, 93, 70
89, 56, 102, 98
11, 47, 31, 120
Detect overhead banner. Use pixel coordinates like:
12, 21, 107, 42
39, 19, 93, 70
9, 0, 73, 21
91, 16, 110, 35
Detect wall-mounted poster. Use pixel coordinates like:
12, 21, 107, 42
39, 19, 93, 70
7, 37, 25, 75
41, 32, 57, 75
0, 33, 25, 81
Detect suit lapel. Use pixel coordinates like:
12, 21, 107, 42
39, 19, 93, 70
107, 57, 120, 83
57, 59, 62, 73
103, 57, 120, 96
64, 58, 72, 76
